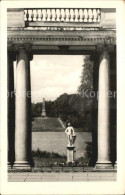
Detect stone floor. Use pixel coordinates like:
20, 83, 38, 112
8, 172, 117, 182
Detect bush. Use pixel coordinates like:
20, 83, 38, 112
32, 149, 66, 159
84, 142, 92, 165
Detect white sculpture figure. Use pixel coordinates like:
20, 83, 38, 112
65, 123, 76, 146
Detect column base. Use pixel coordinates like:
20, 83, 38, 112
8, 162, 12, 169
114, 161, 117, 170
13, 161, 31, 170
95, 161, 113, 171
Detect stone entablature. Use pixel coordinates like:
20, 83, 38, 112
8, 30, 116, 54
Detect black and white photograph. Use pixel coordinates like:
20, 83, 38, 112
0, 1, 125, 195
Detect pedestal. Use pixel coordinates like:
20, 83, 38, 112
66, 146, 75, 163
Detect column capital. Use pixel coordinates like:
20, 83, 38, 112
8, 50, 16, 61
10, 44, 32, 52
96, 44, 115, 53
96, 36, 115, 53
9, 44, 33, 61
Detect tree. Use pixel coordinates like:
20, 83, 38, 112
78, 55, 93, 95
77, 55, 94, 131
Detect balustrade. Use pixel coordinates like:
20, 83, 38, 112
24, 8, 101, 23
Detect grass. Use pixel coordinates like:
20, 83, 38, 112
32, 117, 90, 132
32, 117, 64, 132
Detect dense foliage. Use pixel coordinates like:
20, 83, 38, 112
77, 55, 93, 94
32, 56, 93, 131
32, 93, 92, 130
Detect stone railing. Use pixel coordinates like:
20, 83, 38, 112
24, 8, 101, 23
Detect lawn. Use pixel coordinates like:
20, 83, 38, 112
32, 117, 90, 132
32, 117, 64, 132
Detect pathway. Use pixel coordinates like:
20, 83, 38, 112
8, 172, 116, 182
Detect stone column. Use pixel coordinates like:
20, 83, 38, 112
14, 45, 31, 168
95, 50, 113, 170
8, 51, 15, 168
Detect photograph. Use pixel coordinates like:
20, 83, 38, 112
0, 1, 125, 195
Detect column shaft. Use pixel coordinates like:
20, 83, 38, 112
95, 50, 113, 170
8, 52, 15, 167
14, 48, 30, 168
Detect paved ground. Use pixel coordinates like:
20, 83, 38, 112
8, 172, 117, 182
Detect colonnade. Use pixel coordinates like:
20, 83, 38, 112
8, 44, 116, 170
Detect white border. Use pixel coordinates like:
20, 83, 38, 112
0, 1, 125, 194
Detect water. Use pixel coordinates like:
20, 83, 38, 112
32, 132, 92, 158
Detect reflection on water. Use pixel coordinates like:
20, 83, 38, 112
32, 132, 92, 158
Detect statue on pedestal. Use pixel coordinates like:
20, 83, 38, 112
65, 123, 76, 146
65, 123, 76, 163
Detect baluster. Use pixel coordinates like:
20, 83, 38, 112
88, 9, 93, 22
56, 9, 61, 21
79, 9, 83, 22
64, 9, 66, 21
37, 9, 42, 21
65, 9, 70, 22
97, 9, 101, 22
70, 9, 74, 22
47, 9, 51, 21
84, 9, 88, 22
42, 9, 47, 22
33, 10, 37, 21
50, 9, 52, 21
24, 10, 27, 21
93, 9, 98, 22
51, 9, 56, 21
61, 9, 65, 22
74, 9, 79, 22
24, 8, 100, 23
28, 9, 33, 21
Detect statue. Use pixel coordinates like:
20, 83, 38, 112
65, 123, 76, 146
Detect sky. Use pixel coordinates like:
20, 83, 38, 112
14, 55, 83, 103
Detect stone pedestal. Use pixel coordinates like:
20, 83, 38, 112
66, 146, 75, 163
